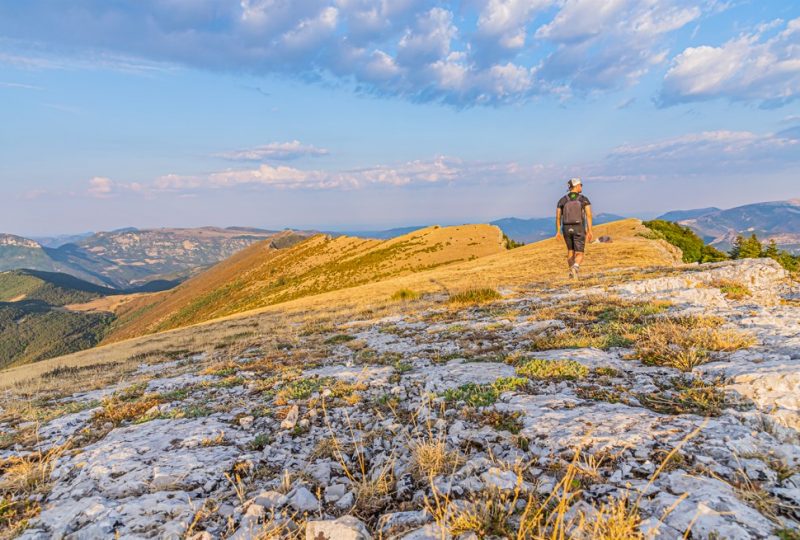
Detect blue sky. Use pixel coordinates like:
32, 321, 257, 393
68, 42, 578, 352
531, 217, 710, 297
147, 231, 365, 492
1, 0, 799, 236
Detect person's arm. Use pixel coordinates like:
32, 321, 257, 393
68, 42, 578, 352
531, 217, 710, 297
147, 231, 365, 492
585, 205, 593, 242
555, 208, 562, 237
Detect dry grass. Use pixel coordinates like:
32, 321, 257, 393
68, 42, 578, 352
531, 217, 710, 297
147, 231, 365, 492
409, 439, 465, 482
0, 438, 70, 539
448, 287, 502, 305
0, 219, 681, 389
710, 279, 752, 301
634, 316, 756, 371
636, 377, 732, 417
390, 288, 421, 302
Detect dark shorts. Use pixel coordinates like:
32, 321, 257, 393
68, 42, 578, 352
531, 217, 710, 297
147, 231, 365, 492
562, 225, 586, 253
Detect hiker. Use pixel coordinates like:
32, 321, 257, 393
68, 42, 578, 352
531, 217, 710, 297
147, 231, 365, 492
556, 177, 593, 279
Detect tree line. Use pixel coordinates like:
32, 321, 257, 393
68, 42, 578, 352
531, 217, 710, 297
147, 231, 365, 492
643, 220, 798, 272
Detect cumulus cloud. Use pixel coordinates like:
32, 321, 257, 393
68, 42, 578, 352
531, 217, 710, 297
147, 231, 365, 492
215, 141, 330, 161
535, 0, 701, 90
661, 18, 800, 107
0, 0, 727, 106
87, 176, 115, 198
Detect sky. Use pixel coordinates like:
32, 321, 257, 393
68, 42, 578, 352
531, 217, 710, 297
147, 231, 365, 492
0, 0, 799, 236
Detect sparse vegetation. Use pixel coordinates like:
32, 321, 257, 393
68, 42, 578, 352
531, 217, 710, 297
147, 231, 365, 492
711, 279, 752, 300
448, 288, 502, 305
442, 383, 499, 407
390, 288, 421, 301
516, 358, 588, 381
637, 377, 733, 416
633, 316, 756, 371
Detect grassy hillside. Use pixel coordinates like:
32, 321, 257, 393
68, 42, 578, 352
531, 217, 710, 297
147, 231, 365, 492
0, 269, 120, 306
106, 224, 507, 341
0, 301, 113, 369
0, 219, 683, 386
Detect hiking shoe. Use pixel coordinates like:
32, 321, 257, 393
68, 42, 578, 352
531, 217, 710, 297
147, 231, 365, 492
570, 265, 580, 280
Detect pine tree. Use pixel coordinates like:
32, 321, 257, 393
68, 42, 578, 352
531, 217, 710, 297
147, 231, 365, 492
764, 239, 779, 259
729, 235, 744, 259
738, 234, 763, 259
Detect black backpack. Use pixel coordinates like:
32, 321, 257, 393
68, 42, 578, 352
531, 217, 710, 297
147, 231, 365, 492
562, 193, 584, 225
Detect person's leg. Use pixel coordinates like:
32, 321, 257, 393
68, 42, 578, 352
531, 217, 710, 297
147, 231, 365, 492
574, 251, 584, 266
567, 250, 575, 268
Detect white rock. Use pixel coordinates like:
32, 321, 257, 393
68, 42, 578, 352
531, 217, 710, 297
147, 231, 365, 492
254, 490, 288, 509
288, 486, 319, 512
335, 491, 355, 510
305, 516, 372, 540
324, 483, 346, 502
399, 524, 452, 540
281, 405, 300, 430
481, 467, 519, 491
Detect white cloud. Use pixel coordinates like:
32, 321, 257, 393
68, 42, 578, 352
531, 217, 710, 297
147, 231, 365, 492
535, 0, 702, 90
0, 81, 43, 90
396, 8, 457, 66
215, 141, 330, 161
4, 0, 788, 107
87, 177, 115, 198
477, 0, 552, 49
661, 17, 800, 106
605, 129, 800, 175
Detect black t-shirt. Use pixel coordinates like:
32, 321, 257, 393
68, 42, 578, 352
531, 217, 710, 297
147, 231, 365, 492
557, 193, 591, 224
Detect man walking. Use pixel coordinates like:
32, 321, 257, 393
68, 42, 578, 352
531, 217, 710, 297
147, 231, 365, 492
556, 178, 593, 279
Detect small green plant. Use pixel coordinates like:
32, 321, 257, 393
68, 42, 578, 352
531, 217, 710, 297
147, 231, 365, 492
325, 334, 356, 345
516, 359, 588, 381
278, 377, 329, 401
249, 433, 271, 451
593, 366, 621, 377
442, 383, 499, 407
492, 377, 528, 393
775, 528, 800, 540
391, 288, 421, 302
448, 288, 502, 305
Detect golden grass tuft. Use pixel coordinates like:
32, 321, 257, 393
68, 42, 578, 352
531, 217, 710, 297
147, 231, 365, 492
409, 439, 464, 482
634, 317, 756, 371
390, 288, 421, 302
710, 279, 752, 301
448, 287, 502, 305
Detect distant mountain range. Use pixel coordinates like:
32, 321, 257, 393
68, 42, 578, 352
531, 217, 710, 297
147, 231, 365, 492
655, 199, 800, 253
0, 227, 306, 289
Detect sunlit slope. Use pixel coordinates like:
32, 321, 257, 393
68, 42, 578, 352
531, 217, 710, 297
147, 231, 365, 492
250, 218, 683, 313
106, 224, 506, 340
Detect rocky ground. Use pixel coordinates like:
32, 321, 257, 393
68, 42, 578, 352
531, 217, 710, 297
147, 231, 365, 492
1, 258, 799, 539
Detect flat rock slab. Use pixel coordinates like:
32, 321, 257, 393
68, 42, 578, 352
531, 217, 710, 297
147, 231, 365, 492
304, 364, 395, 387
421, 360, 517, 393
27, 418, 242, 539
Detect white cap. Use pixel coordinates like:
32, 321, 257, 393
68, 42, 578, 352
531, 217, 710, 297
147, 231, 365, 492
567, 177, 582, 188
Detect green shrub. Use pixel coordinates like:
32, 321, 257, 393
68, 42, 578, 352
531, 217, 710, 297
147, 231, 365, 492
643, 220, 727, 263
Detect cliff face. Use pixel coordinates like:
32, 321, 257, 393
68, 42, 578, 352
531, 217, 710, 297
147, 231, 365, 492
2, 258, 799, 539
